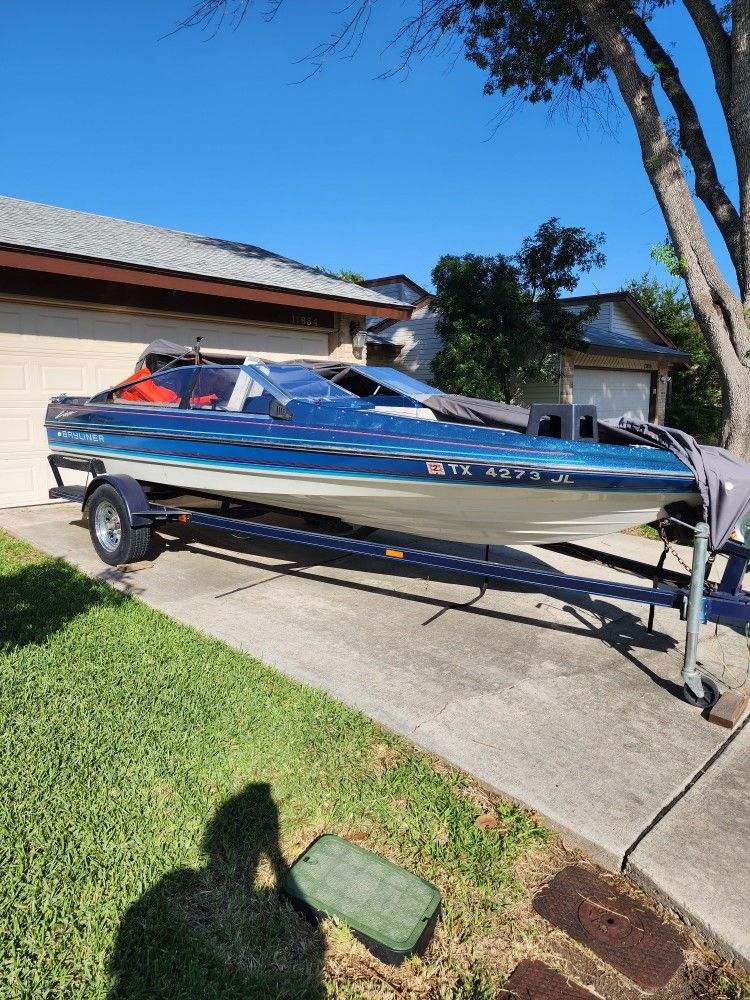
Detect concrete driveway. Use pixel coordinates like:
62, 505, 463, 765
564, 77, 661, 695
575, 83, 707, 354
2, 502, 749, 971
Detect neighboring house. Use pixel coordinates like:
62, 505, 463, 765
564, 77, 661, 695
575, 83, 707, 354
0, 197, 410, 508
362, 277, 688, 424
363, 275, 439, 371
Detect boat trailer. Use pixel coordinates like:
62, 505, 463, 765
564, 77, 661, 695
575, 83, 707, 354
49, 455, 750, 712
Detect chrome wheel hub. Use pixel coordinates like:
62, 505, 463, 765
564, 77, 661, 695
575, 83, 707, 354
94, 502, 121, 553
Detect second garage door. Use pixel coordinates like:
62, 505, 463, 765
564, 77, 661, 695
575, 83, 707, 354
0, 298, 330, 508
573, 367, 652, 422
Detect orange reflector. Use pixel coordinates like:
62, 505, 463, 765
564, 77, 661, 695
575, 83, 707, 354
385, 549, 404, 558
178, 513, 190, 523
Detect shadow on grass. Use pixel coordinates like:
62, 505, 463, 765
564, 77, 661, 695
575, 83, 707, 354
108, 783, 324, 1000
0, 557, 126, 652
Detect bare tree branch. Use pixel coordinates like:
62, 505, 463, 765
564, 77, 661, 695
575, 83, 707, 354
729, 1, 750, 299
575, 0, 750, 389
625, 11, 743, 288
682, 0, 732, 113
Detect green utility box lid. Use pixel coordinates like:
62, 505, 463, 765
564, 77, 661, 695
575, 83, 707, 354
281, 835, 441, 964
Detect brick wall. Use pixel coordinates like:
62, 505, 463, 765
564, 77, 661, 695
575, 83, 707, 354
329, 313, 367, 363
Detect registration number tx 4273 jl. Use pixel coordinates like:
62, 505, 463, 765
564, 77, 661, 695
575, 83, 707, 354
426, 461, 575, 485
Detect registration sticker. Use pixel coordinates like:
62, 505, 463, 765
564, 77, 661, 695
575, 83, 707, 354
426, 462, 445, 476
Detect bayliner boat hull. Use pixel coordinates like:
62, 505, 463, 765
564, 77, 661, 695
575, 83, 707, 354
73, 450, 697, 545
47, 367, 699, 546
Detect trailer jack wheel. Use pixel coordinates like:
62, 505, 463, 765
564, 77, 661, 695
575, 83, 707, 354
682, 675, 720, 709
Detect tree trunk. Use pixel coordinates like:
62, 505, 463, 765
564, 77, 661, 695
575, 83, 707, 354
574, 0, 750, 459
720, 360, 750, 454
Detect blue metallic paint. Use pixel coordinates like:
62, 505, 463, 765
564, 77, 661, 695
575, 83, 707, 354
46, 389, 697, 496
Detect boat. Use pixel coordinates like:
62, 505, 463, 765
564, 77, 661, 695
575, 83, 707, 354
44, 348, 702, 547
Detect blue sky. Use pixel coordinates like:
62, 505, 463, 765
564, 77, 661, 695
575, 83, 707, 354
0, 1, 736, 294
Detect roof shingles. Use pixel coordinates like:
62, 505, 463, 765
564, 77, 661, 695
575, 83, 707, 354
582, 326, 689, 359
0, 196, 403, 310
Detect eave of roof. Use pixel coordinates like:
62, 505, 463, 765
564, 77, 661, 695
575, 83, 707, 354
579, 326, 690, 364
0, 197, 412, 320
0, 246, 413, 319
561, 291, 677, 349
362, 274, 430, 300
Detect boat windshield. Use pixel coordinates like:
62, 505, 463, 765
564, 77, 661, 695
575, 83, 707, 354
349, 367, 443, 400
262, 364, 354, 401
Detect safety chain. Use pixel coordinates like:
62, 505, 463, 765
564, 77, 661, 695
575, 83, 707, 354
659, 520, 694, 575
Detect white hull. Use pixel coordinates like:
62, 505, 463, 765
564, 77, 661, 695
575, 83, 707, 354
81, 450, 700, 546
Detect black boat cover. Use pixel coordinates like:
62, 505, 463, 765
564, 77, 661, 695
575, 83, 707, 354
136, 339, 191, 368
603, 419, 750, 552
425, 397, 750, 549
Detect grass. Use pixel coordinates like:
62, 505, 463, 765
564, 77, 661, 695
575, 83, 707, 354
624, 522, 696, 547
713, 975, 750, 1000
0, 531, 547, 999
625, 522, 662, 541
2, 530, 748, 1000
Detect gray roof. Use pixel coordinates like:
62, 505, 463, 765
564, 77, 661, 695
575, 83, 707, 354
582, 326, 689, 360
0, 196, 405, 311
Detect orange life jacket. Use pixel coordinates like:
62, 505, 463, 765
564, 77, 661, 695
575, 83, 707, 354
116, 367, 181, 404
115, 367, 217, 406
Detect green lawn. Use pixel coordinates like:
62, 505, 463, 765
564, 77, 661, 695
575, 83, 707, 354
4, 530, 748, 1000
0, 531, 548, 1000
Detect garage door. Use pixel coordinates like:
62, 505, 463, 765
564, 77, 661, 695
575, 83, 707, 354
573, 367, 652, 422
0, 298, 330, 508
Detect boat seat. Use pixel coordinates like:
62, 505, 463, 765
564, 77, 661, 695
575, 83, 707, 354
527, 403, 599, 442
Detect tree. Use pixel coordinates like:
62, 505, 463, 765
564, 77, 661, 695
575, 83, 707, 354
626, 275, 722, 442
315, 267, 365, 283
179, 1, 750, 459
430, 218, 605, 402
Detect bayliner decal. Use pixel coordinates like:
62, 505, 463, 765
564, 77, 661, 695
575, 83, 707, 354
426, 461, 575, 484
55, 430, 105, 444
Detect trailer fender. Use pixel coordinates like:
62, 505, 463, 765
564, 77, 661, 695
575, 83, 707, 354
83, 474, 153, 527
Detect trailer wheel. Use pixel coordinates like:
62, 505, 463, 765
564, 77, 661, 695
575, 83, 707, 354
682, 674, 720, 709
87, 484, 152, 566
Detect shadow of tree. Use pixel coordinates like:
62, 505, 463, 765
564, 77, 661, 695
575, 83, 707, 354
185, 234, 345, 292
108, 783, 324, 1000
0, 557, 124, 652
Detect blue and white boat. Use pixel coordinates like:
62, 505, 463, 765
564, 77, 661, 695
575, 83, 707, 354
45, 357, 700, 546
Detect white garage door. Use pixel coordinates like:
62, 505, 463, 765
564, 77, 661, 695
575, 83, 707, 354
0, 298, 330, 508
573, 367, 652, 422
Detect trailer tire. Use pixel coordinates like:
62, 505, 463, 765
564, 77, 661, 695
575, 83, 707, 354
87, 484, 152, 566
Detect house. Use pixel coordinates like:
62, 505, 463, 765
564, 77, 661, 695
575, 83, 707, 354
0, 197, 410, 508
362, 277, 689, 424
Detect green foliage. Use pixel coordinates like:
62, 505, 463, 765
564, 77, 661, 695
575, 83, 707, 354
650, 239, 686, 278
431, 218, 605, 402
456, 0, 613, 106
515, 217, 605, 299
316, 266, 364, 283
625, 274, 721, 442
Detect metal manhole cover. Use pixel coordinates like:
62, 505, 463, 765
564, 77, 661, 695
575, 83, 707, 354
577, 899, 644, 948
532, 866, 684, 990
500, 960, 598, 999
